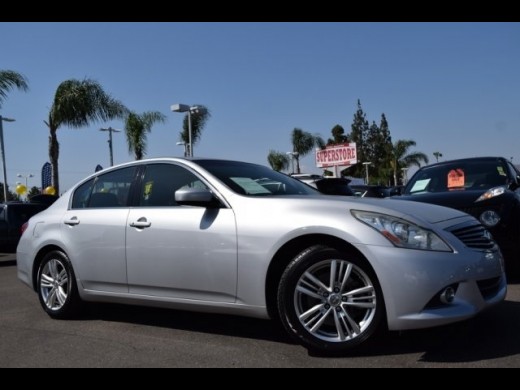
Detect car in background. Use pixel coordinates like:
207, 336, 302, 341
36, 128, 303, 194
0, 203, 49, 253
350, 185, 392, 198
307, 178, 355, 196
397, 157, 520, 275
290, 174, 323, 185
17, 158, 505, 353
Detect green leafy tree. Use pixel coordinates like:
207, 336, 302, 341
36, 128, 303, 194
348, 100, 370, 177
45, 79, 127, 193
291, 128, 325, 174
179, 105, 211, 157
327, 124, 349, 146
28, 186, 41, 198
391, 140, 429, 186
366, 114, 393, 184
0, 184, 19, 203
267, 150, 290, 172
125, 111, 166, 160
0, 70, 29, 109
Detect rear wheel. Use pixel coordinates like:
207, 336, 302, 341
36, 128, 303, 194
278, 245, 384, 353
37, 251, 82, 319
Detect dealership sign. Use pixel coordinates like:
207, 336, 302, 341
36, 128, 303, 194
316, 143, 357, 168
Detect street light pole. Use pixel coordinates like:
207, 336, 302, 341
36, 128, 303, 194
17, 173, 34, 189
100, 127, 121, 166
363, 162, 372, 185
171, 104, 203, 158
0, 116, 15, 203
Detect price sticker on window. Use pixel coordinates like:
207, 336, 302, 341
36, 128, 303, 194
448, 169, 465, 189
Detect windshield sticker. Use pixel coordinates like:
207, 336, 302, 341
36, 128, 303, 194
497, 166, 507, 176
448, 169, 465, 189
410, 179, 431, 193
230, 177, 272, 195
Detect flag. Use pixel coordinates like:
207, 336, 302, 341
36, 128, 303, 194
41, 162, 52, 189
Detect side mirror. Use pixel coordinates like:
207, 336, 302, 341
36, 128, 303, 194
389, 187, 402, 196
175, 188, 220, 208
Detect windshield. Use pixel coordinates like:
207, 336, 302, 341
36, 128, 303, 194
196, 160, 319, 197
404, 160, 510, 195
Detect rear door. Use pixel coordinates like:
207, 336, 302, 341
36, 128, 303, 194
126, 163, 238, 302
60, 167, 138, 293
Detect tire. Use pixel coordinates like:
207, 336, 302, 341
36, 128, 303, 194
37, 250, 82, 319
277, 245, 384, 354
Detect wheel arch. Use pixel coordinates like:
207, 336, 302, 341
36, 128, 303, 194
265, 234, 375, 321
32, 245, 67, 291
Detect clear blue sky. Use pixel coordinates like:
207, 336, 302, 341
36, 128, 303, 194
1, 22, 519, 191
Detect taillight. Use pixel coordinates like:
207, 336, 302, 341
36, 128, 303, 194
21, 222, 29, 236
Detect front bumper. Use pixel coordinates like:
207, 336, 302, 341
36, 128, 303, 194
354, 244, 506, 331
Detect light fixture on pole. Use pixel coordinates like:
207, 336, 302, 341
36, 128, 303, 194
17, 173, 34, 189
0, 116, 15, 203
171, 104, 203, 158
176, 142, 188, 157
286, 152, 299, 175
363, 162, 372, 185
100, 127, 121, 166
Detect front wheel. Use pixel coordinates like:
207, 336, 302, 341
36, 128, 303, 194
278, 245, 384, 353
37, 251, 82, 319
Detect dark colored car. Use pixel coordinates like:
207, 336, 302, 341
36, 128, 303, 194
397, 157, 520, 274
350, 185, 392, 198
0, 202, 53, 253
312, 178, 355, 196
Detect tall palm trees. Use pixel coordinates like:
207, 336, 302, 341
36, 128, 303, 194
267, 150, 290, 172
125, 111, 166, 160
0, 70, 29, 109
45, 79, 127, 193
391, 140, 429, 185
291, 128, 325, 174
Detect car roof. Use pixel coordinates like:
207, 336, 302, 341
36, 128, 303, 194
420, 157, 507, 170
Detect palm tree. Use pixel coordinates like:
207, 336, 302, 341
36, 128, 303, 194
0, 70, 29, 109
179, 105, 211, 157
291, 128, 325, 174
391, 140, 429, 186
45, 79, 127, 193
125, 111, 166, 160
433, 151, 443, 163
267, 150, 290, 172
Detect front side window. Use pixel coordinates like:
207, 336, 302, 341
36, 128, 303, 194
71, 167, 137, 209
139, 164, 209, 207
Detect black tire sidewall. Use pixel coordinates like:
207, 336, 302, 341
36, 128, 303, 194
37, 251, 80, 319
278, 245, 384, 353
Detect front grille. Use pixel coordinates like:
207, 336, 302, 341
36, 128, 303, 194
449, 223, 495, 250
477, 277, 502, 299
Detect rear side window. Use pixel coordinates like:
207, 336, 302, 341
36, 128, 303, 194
71, 167, 137, 209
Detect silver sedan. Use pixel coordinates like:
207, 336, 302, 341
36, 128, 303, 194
17, 159, 506, 353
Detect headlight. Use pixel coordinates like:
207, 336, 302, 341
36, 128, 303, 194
480, 210, 501, 227
352, 210, 452, 252
476, 186, 506, 202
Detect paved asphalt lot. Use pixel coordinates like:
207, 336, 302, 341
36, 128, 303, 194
1, 253, 520, 368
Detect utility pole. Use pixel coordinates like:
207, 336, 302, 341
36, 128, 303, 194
100, 127, 122, 166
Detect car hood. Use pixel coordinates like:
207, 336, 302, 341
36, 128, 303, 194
395, 190, 488, 209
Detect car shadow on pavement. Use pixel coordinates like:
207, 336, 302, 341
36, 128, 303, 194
83, 298, 520, 363
332, 300, 520, 363
84, 303, 293, 345
0, 260, 16, 268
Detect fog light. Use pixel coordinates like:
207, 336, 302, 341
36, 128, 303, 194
480, 210, 500, 228
440, 287, 456, 304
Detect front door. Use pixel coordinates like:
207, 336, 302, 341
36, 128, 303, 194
126, 163, 237, 302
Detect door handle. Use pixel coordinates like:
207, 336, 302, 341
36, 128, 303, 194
130, 218, 152, 229
64, 217, 80, 226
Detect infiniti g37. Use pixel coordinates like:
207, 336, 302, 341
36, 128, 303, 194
17, 159, 506, 353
